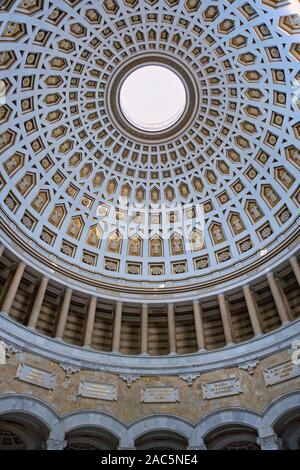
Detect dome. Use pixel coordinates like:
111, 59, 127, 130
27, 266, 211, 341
0, 0, 299, 303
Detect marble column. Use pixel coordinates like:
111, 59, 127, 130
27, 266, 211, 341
243, 284, 263, 336
267, 272, 290, 324
218, 294, 234, 345
112, 301, 122, 353
167, 303, 176, 354
83, 295, 97, 347
193, 300, 206, 350
55, 288, 72, 339
27, 276, 49, 329
0, 244, 4, 258
141, 303, 148, 355
1, 261, 25, 314
290, 256, 300, 287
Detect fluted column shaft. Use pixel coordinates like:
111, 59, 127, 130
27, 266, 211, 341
243, 285, 263, 336
83, 295, 97, 347
290, 256, 300, 287
1, 262, 25, 314
112, 301, 122, 353
27, 276, 48, 329
167, 303, 176, 354
267, 272, 290, 324
55, 288, 72, 339
193, 300, 206, 350
218, 294, 234, 345
141, 303, 148, 354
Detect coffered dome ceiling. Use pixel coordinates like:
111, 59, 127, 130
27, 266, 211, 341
0, 0, 299, 301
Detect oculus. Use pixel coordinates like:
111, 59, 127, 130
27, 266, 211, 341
119, 65, 186, 132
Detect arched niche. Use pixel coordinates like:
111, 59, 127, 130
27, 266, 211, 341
0, 412, 50, 450
135, 430, 188, 450
64, 426, 119, 450
203, 424, 260, 450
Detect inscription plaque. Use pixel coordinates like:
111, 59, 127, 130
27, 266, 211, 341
78, 380, 118, 401
263, 360, 300, 386
15, 362, 55, 390
141, 386, 180, 403
202, 377, 241, 400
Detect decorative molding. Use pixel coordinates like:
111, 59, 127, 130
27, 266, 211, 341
239, 360, 260, 375
5, 343, 22, 358
179, 374, 200, 385
60, 363, 81, 379
119, 374, 140, 387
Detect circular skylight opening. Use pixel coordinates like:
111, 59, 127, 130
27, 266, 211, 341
119, 65, 187, 132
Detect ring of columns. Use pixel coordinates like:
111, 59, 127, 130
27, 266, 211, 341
1, 243, 300, 368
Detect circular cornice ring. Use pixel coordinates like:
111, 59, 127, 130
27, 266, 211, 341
1, 313, 299, 376
106, 53, 200, 144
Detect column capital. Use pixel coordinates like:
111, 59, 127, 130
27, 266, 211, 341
257, 433, 280, 450
47, 438, 67, 450
117, 446, 137, 450
187, 445, 207, 451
